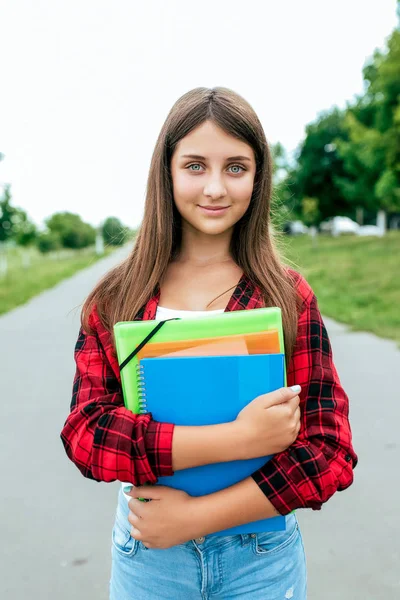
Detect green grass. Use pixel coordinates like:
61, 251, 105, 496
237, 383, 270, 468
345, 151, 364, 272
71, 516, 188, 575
0, 245, 115, 316
2, 234, 399, 347
282, 231, 400, 346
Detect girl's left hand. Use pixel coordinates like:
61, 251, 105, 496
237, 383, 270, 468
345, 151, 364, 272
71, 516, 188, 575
125, 485, 201, 549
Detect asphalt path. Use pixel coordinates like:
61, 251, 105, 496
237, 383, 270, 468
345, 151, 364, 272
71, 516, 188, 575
0, 245, 399, 599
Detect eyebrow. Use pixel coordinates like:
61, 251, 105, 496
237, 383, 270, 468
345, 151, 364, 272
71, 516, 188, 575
181, 154, 253, 162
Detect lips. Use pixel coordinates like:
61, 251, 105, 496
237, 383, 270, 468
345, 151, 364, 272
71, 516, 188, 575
200, 206, 229, 210
198, 205, 230, 216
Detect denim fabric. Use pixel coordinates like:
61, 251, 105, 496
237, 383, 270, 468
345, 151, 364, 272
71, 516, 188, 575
109, 488, 307, 599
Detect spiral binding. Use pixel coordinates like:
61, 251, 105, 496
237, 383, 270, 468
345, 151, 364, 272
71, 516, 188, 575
136, 363, 148, 414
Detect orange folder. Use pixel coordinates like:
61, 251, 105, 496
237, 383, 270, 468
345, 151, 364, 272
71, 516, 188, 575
162, 337, 249, 357
136, 329, 280, 359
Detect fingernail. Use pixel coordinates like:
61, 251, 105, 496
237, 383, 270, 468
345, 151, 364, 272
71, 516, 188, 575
123, 485, 132, 493
290, 385, 301, 393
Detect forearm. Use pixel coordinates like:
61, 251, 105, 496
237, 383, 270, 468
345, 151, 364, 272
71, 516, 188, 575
190, 476, 280, 537
61, 401, 167, 484
172, 421, 242, 471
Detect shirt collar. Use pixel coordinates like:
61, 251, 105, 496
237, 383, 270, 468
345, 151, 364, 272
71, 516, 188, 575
139, 272, 263, 321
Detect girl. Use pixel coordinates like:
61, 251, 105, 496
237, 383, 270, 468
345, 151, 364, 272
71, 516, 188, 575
61, 87, 357, 599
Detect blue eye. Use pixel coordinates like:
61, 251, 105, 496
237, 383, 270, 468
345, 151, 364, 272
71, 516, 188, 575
228, 165, 245, 174
188, 164, 202, 171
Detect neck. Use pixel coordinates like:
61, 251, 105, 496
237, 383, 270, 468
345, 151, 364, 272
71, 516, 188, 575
176, 225, 234, 267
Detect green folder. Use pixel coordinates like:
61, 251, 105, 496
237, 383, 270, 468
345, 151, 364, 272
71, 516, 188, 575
114, 307, 286, 413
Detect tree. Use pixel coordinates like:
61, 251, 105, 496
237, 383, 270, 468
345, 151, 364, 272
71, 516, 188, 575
366, 26, 400, 213
302, 197, 321, 226
0, 185, 37, 245
334, 108, 384, 216
270, 143, 294, 228
0, 185, 15, 243
13, 210, 38, 246
281, 9, 400, 225
286, 108, 352, 222
37, 231, 61, 253
336, 19, 400, 217
271, 142, 289, 181
45, 212, 96, 249
102, 217, 128, 246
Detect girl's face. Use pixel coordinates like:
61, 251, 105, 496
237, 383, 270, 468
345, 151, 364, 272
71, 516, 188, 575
170, 120, 256, 238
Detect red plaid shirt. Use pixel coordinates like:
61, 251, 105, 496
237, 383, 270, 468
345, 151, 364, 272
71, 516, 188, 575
60, 269, 357, 515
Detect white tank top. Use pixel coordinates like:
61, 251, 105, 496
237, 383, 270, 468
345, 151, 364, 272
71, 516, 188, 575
156, 305, 225, 320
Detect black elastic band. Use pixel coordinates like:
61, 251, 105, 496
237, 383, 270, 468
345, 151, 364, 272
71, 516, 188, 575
119, 318, 180, 371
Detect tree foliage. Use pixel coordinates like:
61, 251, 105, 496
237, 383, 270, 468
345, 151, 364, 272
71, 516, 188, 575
0, 185, 38, 245
335, 26, 400, 214
102, 216, 128, 246
293, 108, 351, 221
37, 231, 62, 253
45, 212, 96, 249
281, 8, 400, 223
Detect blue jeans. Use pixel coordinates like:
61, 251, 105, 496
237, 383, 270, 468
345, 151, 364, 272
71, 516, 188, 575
109, 488, 307, 599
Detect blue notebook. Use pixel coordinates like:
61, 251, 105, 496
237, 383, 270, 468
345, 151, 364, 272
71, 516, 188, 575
139, 353, 286, 535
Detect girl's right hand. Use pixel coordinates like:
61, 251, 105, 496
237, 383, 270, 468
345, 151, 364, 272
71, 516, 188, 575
234, 386, 302, 459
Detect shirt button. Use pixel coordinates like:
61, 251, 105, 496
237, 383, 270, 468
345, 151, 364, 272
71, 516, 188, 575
195, 536, 205, 544
250, 533, 256, 538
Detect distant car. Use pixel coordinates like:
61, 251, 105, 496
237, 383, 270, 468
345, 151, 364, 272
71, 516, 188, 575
283, 221, 309, 235
319, 218, 333, 233
357, 225, 384, 237
332, 216, 359, 236
319, 216, 359, 236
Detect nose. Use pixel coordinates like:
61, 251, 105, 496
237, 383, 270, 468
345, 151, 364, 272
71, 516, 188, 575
203, 177, 227, 200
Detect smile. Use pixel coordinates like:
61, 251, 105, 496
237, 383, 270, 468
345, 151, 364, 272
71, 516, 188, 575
198, 206, 230, 216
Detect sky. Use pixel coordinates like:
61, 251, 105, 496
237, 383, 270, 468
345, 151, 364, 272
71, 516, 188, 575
0, 0, 398, 230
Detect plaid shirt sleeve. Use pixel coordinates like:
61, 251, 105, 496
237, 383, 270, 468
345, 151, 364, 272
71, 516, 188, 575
251, 273, 358, 514
60, 310, 175, 485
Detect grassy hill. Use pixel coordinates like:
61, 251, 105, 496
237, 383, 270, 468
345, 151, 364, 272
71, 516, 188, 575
2, 233, 399, 348
283, 231, 400, 346
0, 245, 114, 316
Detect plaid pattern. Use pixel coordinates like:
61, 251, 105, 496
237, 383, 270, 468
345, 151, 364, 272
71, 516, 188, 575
60, 269, 357, 514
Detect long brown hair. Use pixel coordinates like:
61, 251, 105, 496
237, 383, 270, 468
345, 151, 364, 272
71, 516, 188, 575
82, 87, 300, 364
